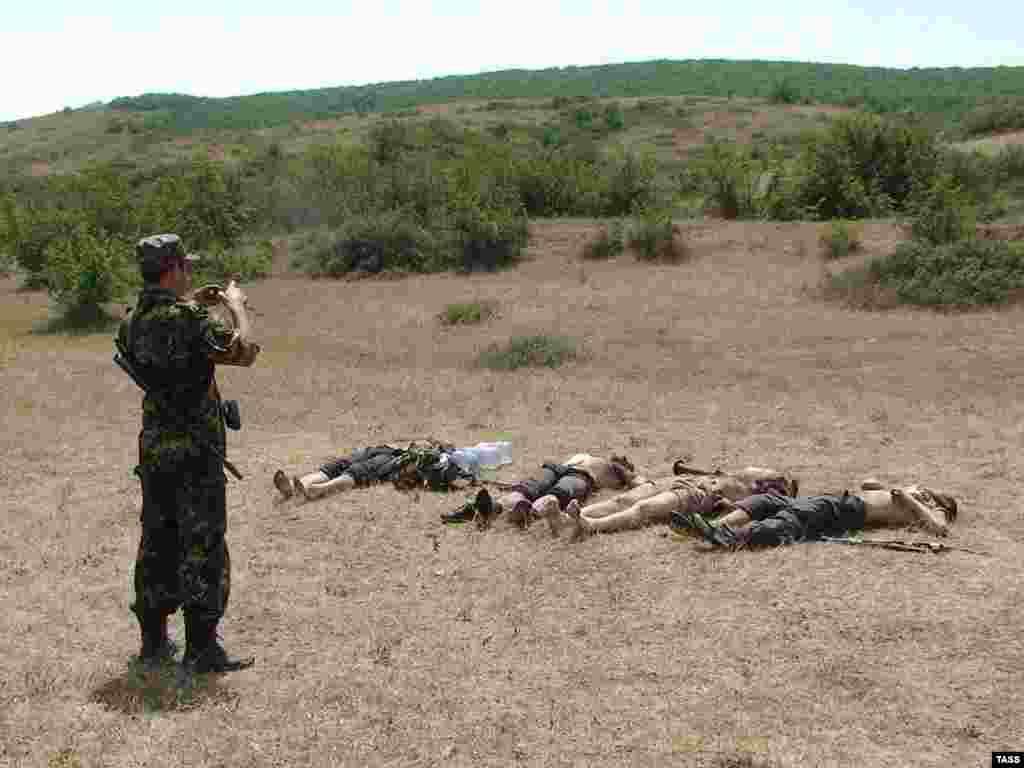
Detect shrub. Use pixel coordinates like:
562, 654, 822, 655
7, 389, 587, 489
961, 101, 1024, 138
439, 300, 499, 326
574, 108, 594, 130
770, 80, 801, 105
0, 248, 14, 277
827, 239, 1024, 309
44, 226, 134, 327
582, 220, 626, 260
604, 104, 625, 131
819, 220, 862, 260
304, 210, 442, 277
908, 173, 976, 245
369, 119, 413, 164
693, 141, 792, 219
451, 198, 529, 272
193, 238, 274, 283
697, 142, 752, 219
871, 239, 1024, 307
604, 151, 658, 216
477, 334, 578, 370
629, 206, 687, 263
542, 126, 564, 148
793, 114, 940, 219
993, 145, 1024, 187
138, 158, 249, 252
1, 197, 77, 288
512, 153, 605, 216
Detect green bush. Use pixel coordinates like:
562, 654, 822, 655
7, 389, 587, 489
629, 206, 687, 263
695, 141, 779, 219
908, 173, 976, 245
304, 210, 442, 277
301, 143, 380, 225
819, 220, 862, 260
44, 226, 134, 327
193, 238, 274, 283
138, 158, 249, 252
1, 196, 77, 288
574, 108, 594, 130
993, 145, 1024, 187
793, 114, 940, 219
512, 153, 605, 216
770, 80, 801, 105
604, 104, 625, 131
370, 119, 413, 164
961, 101, 1024, 138
451, 198, 529, 272
604, 151, 658, 216
827, 239, 1024, 308
542, 126, 564, 148
582, 220, 626, 260
439, 300, 499, 326
477, 334, 578, 370
872, 239, 1024, 307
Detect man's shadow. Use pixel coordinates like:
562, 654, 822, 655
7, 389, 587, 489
90, 657, 238, 715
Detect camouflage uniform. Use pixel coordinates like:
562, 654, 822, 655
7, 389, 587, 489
118, 285, 236, 625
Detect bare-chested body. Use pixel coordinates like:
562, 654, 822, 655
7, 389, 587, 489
554, 466, 797, 540
496, 454, 642, 525
686, 479, 959, 550
710, 480, 955, 538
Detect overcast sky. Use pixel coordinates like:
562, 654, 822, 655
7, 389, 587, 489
2, 0, 1022, 122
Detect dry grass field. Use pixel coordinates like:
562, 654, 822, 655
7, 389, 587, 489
2, 218, 1024, 767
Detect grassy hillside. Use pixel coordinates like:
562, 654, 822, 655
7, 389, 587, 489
4, 58, 1024, 183
102, 59, 1024, 134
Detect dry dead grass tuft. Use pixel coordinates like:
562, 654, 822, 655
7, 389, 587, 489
2, 220, 1023, 767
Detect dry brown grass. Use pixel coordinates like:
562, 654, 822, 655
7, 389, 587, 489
2, 218, 1023, 767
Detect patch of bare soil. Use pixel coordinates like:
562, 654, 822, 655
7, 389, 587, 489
2, 219, 1022, 767
673, 103, 852, 155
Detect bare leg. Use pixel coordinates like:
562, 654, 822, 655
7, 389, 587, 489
580, 482, 662, 519
567, 491, 682, 539
296, 471, 357, 500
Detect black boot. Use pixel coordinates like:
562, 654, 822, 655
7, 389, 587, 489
137, 610, 178, 669
181, 613, 255, 676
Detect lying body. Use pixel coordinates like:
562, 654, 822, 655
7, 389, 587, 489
493, 454, 641, 526
691, 480, 957, 549
553, 466, 798, 540
274, 446, 408, 500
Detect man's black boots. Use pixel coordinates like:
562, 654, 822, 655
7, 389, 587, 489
181, 612, 255, 676
137, 610, 178, 669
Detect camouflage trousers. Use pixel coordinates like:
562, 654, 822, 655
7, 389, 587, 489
131, 460, 230, 622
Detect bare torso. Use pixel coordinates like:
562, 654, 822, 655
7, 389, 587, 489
564, 454, 639, 491
860, 485, 951, 535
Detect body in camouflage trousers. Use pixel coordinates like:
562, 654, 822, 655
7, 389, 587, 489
119, 284, 236, 625
118, 233, 257, 675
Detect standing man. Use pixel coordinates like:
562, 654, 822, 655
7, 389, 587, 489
117, 234, 260, 677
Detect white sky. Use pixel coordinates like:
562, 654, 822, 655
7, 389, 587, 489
2, 0, 1022, 122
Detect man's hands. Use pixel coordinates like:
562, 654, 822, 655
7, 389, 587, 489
222, 277, 248, 309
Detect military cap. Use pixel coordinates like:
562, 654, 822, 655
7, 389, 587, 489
136, 233, 200, 273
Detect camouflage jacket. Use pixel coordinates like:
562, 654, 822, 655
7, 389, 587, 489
117, 286, 234, 473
